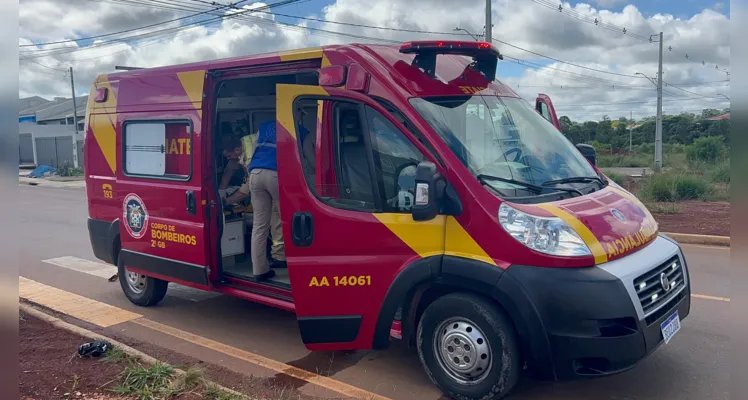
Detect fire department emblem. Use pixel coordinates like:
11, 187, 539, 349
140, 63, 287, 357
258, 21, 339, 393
610, 208, 626, 222
123, 193, 149, 239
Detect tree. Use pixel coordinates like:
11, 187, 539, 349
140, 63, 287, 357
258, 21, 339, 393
701, 108, 723, 118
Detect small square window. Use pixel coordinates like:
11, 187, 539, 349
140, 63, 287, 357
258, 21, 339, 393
123, 121, 192, 179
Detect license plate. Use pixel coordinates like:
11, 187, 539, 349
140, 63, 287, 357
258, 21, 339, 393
660, 311, 681, 344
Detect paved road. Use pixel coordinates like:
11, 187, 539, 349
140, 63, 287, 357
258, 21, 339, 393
18, 185, 730, 400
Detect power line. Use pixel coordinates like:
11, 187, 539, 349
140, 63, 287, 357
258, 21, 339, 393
493, 37, 644, 78
502, 55, 640, 87
238, 6, 648, 80
529, 0, 654, 42
22, 0, 654, 85
553, 96, 727, 108
20, 0, 244, 48
662, 80, 728, 99
20, 0, 306, 59
527, 0, 730, 75
20, 56, 67, 72
513, 80, 730, 90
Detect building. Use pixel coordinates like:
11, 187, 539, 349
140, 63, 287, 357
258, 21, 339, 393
706, 113, 730, 121
19, 95, 88, 168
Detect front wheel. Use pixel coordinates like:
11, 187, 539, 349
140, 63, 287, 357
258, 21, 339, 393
417, 293, 521, 400
118, 257, 168, 306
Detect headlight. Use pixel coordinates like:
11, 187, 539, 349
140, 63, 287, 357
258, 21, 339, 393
498, 203, 591, 257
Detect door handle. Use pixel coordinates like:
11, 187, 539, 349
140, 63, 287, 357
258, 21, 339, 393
292, 212, 314, 247
186, 190, 196, 215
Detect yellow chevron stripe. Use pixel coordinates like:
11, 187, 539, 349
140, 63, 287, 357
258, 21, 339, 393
372, 214, 445, 258
444, 216, 497, 266
276, 85, 328, 139
374, 214, 497, 266
90, 113, 117, 174
537, 203, 608, 264
177, 70, 205, 119
279, 47, 323, 62
92, 75, 117, 113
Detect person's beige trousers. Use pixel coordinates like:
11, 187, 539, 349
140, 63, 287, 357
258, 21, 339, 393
249, 168, 285, 276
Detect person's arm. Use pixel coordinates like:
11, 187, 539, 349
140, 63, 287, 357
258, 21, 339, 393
219, 159, 241, 190
224, 173, 251, 205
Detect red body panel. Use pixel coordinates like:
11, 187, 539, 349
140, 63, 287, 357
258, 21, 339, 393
275, 86, 445, 350
535, 93, 562, 131
84, 42, 661, 353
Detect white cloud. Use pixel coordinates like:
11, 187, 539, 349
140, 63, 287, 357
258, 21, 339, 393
18, 0, 730, 121
592, 0, 629, 7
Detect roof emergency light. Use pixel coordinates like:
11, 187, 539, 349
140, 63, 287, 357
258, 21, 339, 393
399, 40, 503, 81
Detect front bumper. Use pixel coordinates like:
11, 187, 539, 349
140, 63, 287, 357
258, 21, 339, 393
501, 235, 691, 380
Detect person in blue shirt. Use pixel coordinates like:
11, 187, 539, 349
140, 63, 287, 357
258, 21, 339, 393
247, 120, 284, 280
223, 120, 286, 280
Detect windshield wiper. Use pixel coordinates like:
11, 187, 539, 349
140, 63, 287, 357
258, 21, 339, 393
542, 176, 605, 187
477, 174, 543, 193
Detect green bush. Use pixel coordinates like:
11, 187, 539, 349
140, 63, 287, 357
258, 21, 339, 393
57, 163, 83, 177
686, 136, 726, 164
588, 140, 612, 155
640, 173, 711, 202
709, 161, 730, 183
605, 172, 624, 185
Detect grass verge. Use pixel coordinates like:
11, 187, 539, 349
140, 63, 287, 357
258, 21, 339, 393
639, 172, 711, 202
110, 360, 251, 400
645, 203, 681, 214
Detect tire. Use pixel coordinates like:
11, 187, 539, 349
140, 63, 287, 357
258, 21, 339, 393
417, 293, 521, 400
118, 256, 168, 306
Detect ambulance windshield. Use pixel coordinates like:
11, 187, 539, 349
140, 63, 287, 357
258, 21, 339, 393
410, 95, 597, 193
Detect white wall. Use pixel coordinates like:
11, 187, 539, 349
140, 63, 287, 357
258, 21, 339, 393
18, 123, 84, 168
18, 123, 84, 140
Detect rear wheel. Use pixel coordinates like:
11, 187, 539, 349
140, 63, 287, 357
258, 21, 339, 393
118, 257, 168, 306
417, 293, 521, 400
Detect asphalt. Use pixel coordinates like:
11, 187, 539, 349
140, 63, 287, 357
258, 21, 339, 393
17, 185, 731, 400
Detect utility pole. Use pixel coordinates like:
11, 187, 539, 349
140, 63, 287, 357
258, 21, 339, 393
485, 0, 492, 43
655, 31, 663, 171
629, 111, 633, 152
69, 66, 80, 168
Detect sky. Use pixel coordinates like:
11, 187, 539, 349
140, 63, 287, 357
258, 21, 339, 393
18, 0, 731, 121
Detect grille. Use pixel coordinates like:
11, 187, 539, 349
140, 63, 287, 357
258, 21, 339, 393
595, 191, 622, 205
634, 255, 684, 317
563, 199, 600, 214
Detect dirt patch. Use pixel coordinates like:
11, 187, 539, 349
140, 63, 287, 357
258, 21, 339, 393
20, 307, 338, 400
648, 201, 730, 236
19, 313, 126, 400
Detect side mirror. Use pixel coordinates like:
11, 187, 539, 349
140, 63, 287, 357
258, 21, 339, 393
575, 143, 597, 166
412, 161, 443, 221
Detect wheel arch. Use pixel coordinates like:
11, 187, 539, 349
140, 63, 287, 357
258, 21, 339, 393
372, 256, 555, 380
109, 219, 121, 265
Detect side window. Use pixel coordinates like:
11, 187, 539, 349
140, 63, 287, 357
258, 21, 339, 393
333, 103, 378, 210
295, 99, 321, 192
538, 102, 552, 122
123, 121, 191, 179
294, 100, 426, 214
364, 106, 424, 213
295, 99, 377, 211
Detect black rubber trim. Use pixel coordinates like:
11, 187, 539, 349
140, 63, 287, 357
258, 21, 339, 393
298, 315, 362, 344
372, 256, 441, 349
220, 281, 294, 303
120, 249, 208, 286
88, 218, 115, 265
439, 255, 505, 292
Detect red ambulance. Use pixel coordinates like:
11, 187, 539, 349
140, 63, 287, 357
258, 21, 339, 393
85, 40, 691, 399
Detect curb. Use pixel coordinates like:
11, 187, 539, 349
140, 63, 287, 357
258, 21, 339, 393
18, 177, 86, 188
19, 303, 248, 399
662, 232, 730, 247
